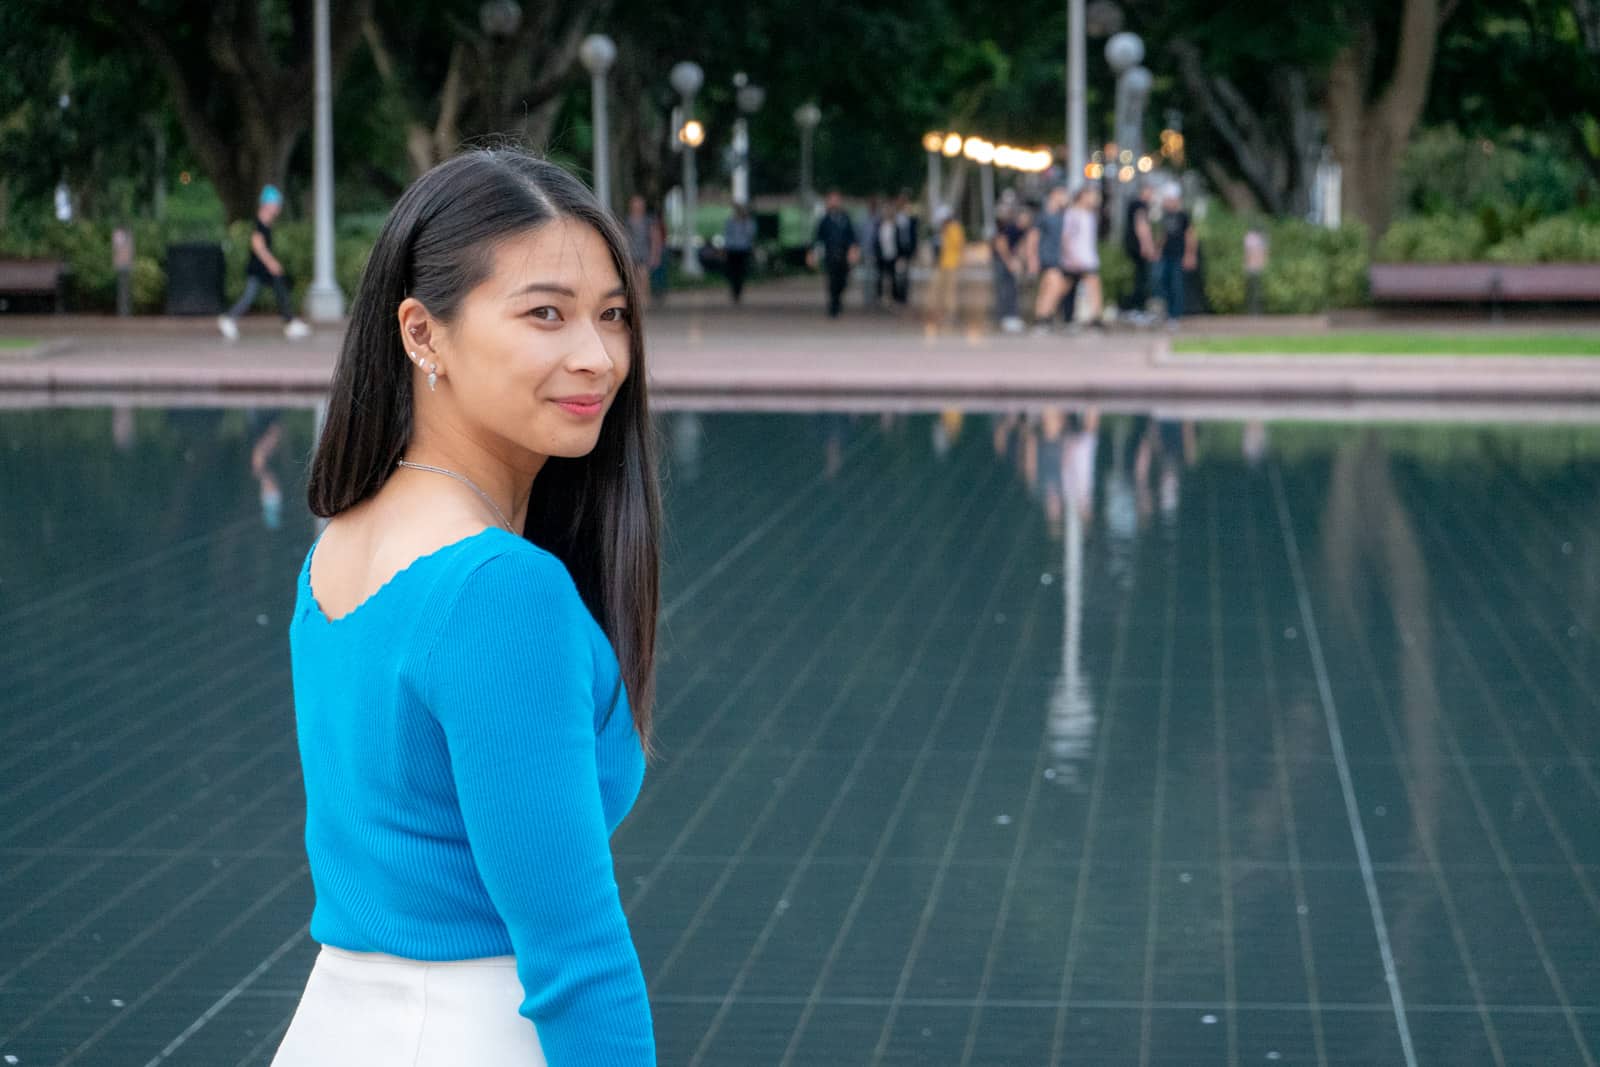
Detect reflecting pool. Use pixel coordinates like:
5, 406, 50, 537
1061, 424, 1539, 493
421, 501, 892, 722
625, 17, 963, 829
2, 405, 1598, 1065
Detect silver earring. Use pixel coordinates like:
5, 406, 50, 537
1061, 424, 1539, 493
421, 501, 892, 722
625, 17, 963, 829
427, 363, 438, 392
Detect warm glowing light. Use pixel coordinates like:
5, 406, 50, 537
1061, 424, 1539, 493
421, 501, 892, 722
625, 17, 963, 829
1118, 165, 1135, 182
1137, 155, 1154, 173
923, 131, 944, 153
678, 119, 706, 148
964, 138, 995, 165
942, 132, 964, 157
179, 171, 192, 185
1085, 162, 1104, 180
1119, 150, 1133, 164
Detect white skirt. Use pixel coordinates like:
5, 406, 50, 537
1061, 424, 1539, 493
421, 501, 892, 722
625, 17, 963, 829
271, 946, 546, 1066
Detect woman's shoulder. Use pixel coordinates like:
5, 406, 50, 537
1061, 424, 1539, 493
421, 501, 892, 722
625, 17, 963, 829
436, 529, 585, 622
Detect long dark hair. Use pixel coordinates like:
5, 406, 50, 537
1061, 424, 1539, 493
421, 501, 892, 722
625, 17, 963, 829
307, 149, 660, 741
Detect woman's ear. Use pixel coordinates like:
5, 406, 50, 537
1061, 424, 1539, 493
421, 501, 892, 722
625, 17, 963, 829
397, 297, 440, 356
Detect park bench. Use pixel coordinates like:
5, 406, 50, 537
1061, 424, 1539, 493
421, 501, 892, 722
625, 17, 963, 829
1370, 262, 1600, 307
0, 258, 68, 313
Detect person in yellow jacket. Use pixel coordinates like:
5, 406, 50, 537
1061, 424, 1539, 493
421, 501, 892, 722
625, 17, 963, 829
928, 208, 966, 325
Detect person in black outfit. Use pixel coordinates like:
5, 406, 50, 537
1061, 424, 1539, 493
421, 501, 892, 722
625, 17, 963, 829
1158, 184, 1198, 326
1123, 183, 1157, 323
217, 184, 311, 341
890, 191, 919, 305
810, 189, 860, 318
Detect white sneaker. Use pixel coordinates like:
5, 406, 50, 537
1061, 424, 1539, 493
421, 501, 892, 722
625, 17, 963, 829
284, 319, 312, 340
217, 315, 239, 341
1001, 316, 1025, 334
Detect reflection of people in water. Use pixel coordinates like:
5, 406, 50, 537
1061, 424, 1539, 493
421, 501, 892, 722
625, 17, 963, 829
248, 408, 286, 529
669, 412, 705, 483
1132, 415, 1196, 525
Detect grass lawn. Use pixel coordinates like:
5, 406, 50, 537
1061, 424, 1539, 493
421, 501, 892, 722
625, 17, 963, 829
0, 337, 39, 350
1173, 331, 1600, 356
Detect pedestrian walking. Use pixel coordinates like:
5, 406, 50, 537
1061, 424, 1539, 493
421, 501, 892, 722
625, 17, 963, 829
1158, 183, 1198, 328
810, 190, 859, 318
1028, 185, 1074, 333
274, 148, 658, 1066
859, 195, 886, 306
217, 184, 311, 340
874, 197, 901, 306
1123, 182, 1157, 324
624, 196, 664, 308
928, 207, 967, 325
1062, 186, 1103, 328
992, 204, 1028, 333
890, 191, 919, 305
1244, 225, 1268, 315
722, 204, 756, 304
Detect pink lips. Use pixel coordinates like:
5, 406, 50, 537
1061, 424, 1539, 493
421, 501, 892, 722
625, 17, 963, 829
553, 395, 604, 417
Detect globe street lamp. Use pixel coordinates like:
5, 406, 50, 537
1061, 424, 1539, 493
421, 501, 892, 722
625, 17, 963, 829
578, 34, 617, 212
794, 102, 821, 212
670, 61, 705, 276
1105, 32, 1149, 242
732, 73, 765, 208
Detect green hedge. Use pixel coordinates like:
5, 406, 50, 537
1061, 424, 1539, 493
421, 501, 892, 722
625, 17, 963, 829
1184, 215, 1369, 315
1375, 212, 1600, 263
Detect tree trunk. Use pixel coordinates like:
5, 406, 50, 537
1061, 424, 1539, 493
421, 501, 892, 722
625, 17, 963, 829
105, 0, 371, 221
1325, 0, 1444, 239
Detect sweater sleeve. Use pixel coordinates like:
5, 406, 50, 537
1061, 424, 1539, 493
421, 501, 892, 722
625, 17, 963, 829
425, 548, 655, 1066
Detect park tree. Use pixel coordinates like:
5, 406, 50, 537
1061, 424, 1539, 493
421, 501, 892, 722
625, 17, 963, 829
361, 0, 610, 178
15, 0, 372, 222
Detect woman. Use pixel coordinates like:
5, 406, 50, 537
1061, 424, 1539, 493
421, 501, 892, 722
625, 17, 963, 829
274, 150, 659, 1066
1062, 185, 1103, 328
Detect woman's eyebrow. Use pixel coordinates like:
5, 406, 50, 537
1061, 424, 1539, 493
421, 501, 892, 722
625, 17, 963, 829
509, 282, 629, 300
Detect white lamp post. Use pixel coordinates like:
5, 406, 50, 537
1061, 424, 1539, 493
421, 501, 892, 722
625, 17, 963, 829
670, 61, 705, 276
921, 132, 945, 233
305, 0, 345, 321
1066, 0, 1087, 185
579, 34, 617, 212
964, 137, 997, 239
794, 102, 821, 212
732, 73, 765, 207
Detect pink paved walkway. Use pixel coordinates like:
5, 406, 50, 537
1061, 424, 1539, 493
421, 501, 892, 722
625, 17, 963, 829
4, 280, 1600, 407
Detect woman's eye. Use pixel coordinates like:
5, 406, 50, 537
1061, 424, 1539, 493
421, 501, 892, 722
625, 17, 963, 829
527, 306, 562, 322
601, 307, 631, 323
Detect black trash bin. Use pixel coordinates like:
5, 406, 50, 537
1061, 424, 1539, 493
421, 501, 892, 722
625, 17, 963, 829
165, 242, 226, 315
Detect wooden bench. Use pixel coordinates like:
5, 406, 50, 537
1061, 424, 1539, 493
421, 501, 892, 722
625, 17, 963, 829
0, 258, 68, 312
1370, 262, 1600, 306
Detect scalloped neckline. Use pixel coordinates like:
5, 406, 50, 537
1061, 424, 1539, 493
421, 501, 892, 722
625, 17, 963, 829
302, 526, 507, 626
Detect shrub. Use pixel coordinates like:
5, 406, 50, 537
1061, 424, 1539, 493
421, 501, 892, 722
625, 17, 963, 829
1194, 213, 1368, 314
1486, 216, 1600, 263
1374, 216, 1489, 263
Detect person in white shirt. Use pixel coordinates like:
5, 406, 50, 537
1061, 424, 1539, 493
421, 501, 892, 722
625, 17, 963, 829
1062, 186, 1103, 328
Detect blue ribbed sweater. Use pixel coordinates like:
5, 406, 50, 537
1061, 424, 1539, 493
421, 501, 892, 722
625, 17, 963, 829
288, 527, 654, 1065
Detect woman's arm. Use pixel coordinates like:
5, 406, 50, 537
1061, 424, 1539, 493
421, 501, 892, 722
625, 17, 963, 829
426, 549, 654, 1066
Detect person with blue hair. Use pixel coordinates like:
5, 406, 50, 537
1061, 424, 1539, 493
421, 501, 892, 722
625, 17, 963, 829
218, 184, 312, 340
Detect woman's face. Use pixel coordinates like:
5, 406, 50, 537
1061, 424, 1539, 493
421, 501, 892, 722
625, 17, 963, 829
432, 218, 632, 464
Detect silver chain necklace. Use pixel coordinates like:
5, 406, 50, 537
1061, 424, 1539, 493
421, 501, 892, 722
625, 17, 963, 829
395, 460, 516, 533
